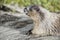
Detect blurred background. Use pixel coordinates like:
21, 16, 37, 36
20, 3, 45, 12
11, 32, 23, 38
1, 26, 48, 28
0, 0, 60, 12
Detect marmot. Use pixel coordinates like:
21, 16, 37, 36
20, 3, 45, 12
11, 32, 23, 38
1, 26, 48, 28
24, 5, 60, 37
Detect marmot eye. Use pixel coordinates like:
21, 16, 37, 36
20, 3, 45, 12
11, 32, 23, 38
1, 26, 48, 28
29, 8, 32, 11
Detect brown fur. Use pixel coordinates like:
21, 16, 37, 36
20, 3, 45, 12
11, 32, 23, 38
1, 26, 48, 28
24, 5, 60, 37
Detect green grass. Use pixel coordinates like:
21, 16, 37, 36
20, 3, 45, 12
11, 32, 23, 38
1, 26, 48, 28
0, 0, 60, 12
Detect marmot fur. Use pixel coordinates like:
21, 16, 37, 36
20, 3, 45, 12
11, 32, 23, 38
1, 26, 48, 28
24, 5, 60, 37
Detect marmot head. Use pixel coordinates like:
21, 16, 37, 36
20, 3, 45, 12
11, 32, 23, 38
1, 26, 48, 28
24, 5, 45, 21
24, 5, 41, 20
24, 5, 40, 15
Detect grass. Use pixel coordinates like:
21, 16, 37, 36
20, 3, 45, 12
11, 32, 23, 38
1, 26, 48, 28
0, 0, 60, 12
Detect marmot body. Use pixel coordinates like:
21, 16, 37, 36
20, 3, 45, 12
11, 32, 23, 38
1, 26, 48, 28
24, 5, 60, 36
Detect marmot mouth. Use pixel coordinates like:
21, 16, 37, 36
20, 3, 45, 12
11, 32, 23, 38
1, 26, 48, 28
26, 13, 30, 16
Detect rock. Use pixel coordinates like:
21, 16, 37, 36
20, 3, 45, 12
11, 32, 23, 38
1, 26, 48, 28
0, 11, 60, 40
0, 5, 12, 11
0, 26, 30, 40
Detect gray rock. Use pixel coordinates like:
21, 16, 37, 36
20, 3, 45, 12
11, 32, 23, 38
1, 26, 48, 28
0, 11, 60, 40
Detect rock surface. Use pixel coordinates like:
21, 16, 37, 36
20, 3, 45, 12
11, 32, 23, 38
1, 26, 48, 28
0, 11, 60, 40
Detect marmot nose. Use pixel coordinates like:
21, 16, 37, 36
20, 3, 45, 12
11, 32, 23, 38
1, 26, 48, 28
24, 7, 27, 12
24, 7, 29, 15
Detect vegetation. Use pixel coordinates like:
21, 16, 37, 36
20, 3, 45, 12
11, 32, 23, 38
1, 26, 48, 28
0, 0, 60, 12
